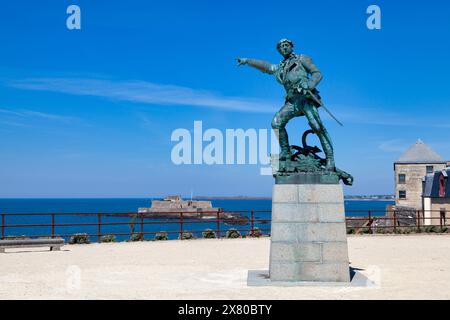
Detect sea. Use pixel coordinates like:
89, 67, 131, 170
0, 198, 394, 241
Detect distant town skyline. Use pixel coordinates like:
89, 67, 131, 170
1, 0, 450, 198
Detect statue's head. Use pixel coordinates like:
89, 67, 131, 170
277, 39, 294, 58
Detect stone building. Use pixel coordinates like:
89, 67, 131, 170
422, 168, 450, 226
138, 195, 223, 218
394, 140, 447, 210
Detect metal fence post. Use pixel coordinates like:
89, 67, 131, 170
97, 213, 102, 242
140, 213, 144, 241
179, 212, 183, 240
251, 210, 255, 236
216, 212, 221, 239
51, 213, 55, 239
1, 213, 4, 240
368, 211, 372, 234
417, 210, 421, 232
393, 211, 397, 233
445, 210, 447, 228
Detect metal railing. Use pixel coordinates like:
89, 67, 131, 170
0, 210, 271, 242
0, 209, 447, 242
345, 209, 449, 234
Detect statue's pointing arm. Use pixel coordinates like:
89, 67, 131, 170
300, 55, 323, 89
237, 58, 278, 75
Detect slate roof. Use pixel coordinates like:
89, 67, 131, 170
396, 139, 446, 164
423, 169, 450, 198
422, 174, 435, 197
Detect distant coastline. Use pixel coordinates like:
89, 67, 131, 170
193, 196, 271, 200
193, 195, 395, 201
0, 195, 396, 201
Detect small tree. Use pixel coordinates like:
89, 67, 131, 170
69, 233, 90, 244
179, 232, 194, 240
100, 234, 116, 243
130, 233, 143, 241
155, 231, 168, 241
226, 228, 241, 239
248, 227, 263, 238
202, 229, 216, 239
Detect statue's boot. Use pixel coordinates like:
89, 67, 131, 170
325, 153, 335, 171
276, 127, 292, 161
317, 131, 335, 171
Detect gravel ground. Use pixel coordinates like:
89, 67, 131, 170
1, 235, 450, 299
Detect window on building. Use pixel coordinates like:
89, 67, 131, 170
399, 190, 406, 199
398, 174, 406, 184
426, 166, 434, 174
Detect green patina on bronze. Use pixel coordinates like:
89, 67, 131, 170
237, 39, 353, 186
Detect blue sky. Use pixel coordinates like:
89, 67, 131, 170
0, 0, 449, 198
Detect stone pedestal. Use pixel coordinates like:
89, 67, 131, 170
269, 184, 350, 283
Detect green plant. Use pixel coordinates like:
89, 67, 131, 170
425, 226, 439, 233
100, 234, 116, 243
401, 228, 411, 234
347, 228, 355, 235
69, 233, 90, 244
130, 233, 143, 241
178, 232, 194, 240
248, 227, 263, 238
154, 231, 168, 241
202, 229, 216, 239
226, 228, 241, 239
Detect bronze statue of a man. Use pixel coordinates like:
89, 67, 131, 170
237, 39, 335, 171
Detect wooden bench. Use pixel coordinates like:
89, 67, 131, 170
0, 238, 65, 253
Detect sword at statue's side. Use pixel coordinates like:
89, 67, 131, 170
306, 89, 344, 127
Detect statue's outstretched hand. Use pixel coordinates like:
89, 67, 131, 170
236, 58, 248, 66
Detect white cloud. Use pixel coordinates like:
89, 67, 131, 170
0, 107, 78, 123
8, 78, 278, 114
7, 77, 450, 128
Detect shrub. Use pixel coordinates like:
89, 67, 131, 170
376, 228, 387, 234
425, 226, 439, 233
347, 228, 355, 235
202, 229, 216, 239
130, 233, 143, 241
69, 233, 90, 244
248, 227, 263, 238
100, 234, 116, 243
395, 227, 419, 234
178, 232, 194, 240
155, 231, 168, 241
226, 228, 241, 239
